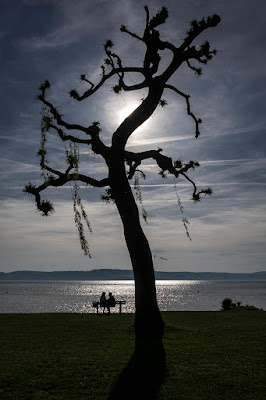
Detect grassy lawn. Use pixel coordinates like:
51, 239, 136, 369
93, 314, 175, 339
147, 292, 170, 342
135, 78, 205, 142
0, 309, 265, 399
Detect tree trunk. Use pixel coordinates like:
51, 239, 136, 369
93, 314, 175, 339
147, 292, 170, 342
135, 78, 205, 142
108, 80, 165, 338
109, 156, 165, 338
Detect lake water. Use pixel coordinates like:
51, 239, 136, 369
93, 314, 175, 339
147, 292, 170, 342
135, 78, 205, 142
0, 280, 265, 313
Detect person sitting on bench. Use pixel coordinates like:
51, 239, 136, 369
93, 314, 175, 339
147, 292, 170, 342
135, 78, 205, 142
100, 292, 107, 313
107, 292, 116, 314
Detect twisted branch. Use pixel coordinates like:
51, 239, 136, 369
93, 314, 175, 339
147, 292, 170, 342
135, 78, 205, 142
125, 149, 212, 201
164, 84, 202, 137
71, 67, 146, 101
24, 170, 109, 216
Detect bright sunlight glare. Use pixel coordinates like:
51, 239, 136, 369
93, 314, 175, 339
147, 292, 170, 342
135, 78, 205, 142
118, 102, 140, 125
118, 101, 152, 137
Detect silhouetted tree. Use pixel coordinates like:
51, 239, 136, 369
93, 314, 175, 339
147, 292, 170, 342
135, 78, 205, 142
24, 7, 220, 338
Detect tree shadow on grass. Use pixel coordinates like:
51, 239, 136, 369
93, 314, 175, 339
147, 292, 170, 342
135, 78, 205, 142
108, 336, 166, 400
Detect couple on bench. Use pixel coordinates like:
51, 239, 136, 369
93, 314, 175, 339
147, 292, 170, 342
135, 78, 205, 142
100, 292, 116, 314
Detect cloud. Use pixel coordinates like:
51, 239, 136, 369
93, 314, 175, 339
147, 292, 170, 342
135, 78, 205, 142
0, 198, 130, 271
1, 0, 266, 273
22, 0, 144, 50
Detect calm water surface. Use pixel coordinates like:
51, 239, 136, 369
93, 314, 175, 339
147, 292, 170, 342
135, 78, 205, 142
0, 280, 265, 313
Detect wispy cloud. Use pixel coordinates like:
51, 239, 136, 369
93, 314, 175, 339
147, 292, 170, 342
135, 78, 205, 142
22, 0, 141, 50
1, 0, 266, 273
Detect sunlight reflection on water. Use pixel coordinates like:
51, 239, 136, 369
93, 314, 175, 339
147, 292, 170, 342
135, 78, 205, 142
0, 280, 265, 313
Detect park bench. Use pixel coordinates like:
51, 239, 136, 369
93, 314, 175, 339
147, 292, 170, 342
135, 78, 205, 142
92, 300, 126, 314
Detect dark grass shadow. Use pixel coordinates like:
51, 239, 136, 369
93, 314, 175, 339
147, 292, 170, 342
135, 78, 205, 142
108, 336, 166, 400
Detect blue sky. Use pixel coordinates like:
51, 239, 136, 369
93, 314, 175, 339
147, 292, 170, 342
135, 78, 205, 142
1, 0, 266, 273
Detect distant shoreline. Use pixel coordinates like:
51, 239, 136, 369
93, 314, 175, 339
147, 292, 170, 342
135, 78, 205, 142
1, 269, 266, 281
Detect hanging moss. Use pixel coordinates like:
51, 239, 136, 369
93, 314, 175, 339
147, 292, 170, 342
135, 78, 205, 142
134, 174, 148, 223
174, 179, 192, 241
38, 106, 53, 178
72, 183, 93, 257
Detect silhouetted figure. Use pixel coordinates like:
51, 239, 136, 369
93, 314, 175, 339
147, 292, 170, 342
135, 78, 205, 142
100, 292, 107, 313
107, 292, 116, 314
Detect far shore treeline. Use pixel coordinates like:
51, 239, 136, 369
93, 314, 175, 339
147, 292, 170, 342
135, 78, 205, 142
1, 269, 266, 281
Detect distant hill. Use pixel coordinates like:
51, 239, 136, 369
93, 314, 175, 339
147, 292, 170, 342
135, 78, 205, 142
1, 269, 266, 281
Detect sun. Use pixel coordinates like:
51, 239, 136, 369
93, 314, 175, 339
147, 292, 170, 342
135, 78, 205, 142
118, 102, 151, 133
118, 102, 140, 125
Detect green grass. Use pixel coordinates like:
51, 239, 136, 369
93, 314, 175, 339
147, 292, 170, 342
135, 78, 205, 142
0, 310, 265, 399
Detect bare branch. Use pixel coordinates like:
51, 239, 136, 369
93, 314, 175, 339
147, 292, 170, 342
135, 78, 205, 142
120, 25, 143, 42
119, 78, 148, 92
186, 60, 202, 76
125, 148, 210, 202
71, 67, 146, 101
49, 124, 110, 159
38, 95, 96, 135
103, 39, 124, 77
80, 74, 94, 89
146, 6, 169, 31
125, 149, 162, 163
144, 5, 149, 30
164, 84, 202, 137
67, 174, 109, 187
37, 83, 111, 159
158, 40, 178, 54
183, 41, 218, 66
49, 124, 93, 145
24, 171, 109, 216
180, 14, 221, 52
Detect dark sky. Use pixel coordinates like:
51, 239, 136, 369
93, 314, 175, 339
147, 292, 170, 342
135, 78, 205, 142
1, 0, 266, 273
